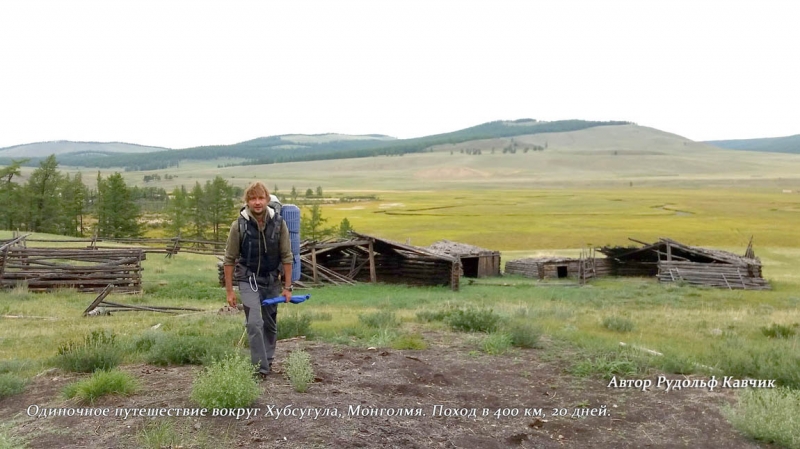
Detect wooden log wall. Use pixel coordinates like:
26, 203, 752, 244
657, 261, 770, 290
504, 260, 544, 279
0, 248, 145, 293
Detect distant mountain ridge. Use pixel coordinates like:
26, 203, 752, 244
0, 119, 631, 170
0, 140, 170, 158
704, 135, 800, 154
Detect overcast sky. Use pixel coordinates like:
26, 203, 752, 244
1, 0, 798, 149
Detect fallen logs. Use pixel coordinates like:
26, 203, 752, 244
0, 247, 145, 293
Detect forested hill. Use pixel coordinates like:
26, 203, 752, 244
704, 134, 800, 154
0, 119, 630, 171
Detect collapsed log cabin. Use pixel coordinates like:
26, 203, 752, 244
599, 237, 768, 290
0, 239, 145, 293
217, 233, 463, 290
306, 233, 462, 291
504, 248, 611, 283
425, 240, 501, 278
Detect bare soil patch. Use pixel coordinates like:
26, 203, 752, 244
1, 332, 762, 448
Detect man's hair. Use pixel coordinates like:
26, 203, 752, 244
243, 181, 269, 203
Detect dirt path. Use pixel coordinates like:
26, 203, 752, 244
0, 332, 762, 448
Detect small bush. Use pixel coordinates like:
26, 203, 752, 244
358, 310, 398, 329
278, 311, 312, 340
602, 316, 635, 333
191, 353, 261, 409
446, 307, 502, 333
146, 334, 229, 366
284, 349, 315, 393
390, 333, 428, 350
481, 333, 513, 355
62, 369, 138, 403
0, 373, 27, 399
761, 323, 797, 339
54, 329, 123, 373
130, 331, 162, 353
505, 321, 542, 349
725, 388, 800, 449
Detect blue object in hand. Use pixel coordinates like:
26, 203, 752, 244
261, 294, 311, 306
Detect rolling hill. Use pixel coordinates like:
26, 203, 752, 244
0, 120, 629, 170
704, 134, 800, 154
0, 141, 170, 158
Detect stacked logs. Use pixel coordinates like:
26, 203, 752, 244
0, 247, 145, 293
658, 261, 770, 290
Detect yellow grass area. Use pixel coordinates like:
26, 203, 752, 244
319, 188, 800, 251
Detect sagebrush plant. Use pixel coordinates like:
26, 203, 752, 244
725, 388, 800, 449
602, 316, 635, 333
358, 310, 399, 329
278, 310, 313, 340
390, 333, 427, 350
145, 334, 229, 366
62, 369, 138, 404
284, 349, 315, 393
446, 307, 502, 333
190, 353, 261, 409
54, 329, 123, 373
0, 373, 27, 399
504, 321, 542, 349
481, 333, 513, 355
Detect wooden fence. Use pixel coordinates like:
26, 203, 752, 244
0, 246, 145, 293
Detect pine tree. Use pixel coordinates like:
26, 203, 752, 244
187, 182, 207, 239
0, 160, 25, 230
95, 173, 141, 238
338, 217, 354, 237
25, 155, 63, 233
165, 185, 189, 237
204, 176, 236, 241
300, 204, 335, 241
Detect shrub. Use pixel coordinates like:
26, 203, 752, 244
278, 310, 312, 340
284, 350, 315, 393
416, 303, 460, 323
725, 388, 800, 449
481, 333, 513, 355
0, 374, 27, 399
0, 360, 32, 375
390, 333, 428, 350
191, 353, 261, 409
446, 307, 502, 333
505, 321, 542, 349
146, 334, 229, 366
602, 316, 635, 333
54, 329, 123, 373
358, 310, 398, 329
761, 323, 797, 339
62, 369, 138, 404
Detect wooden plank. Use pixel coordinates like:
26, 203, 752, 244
368, 240, 377, 283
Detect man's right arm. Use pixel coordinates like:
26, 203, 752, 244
224, 220, 240, 307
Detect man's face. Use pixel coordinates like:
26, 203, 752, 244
247, 192, 267, 215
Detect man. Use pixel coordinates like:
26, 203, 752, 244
223, 181, 293, 377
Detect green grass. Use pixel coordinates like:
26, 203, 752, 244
481, 333, 513, 355
190, 353, 261, 408
0, 425, 25, 449
725, 388, 800, 449
0, 373, 27, 399
53, 329, 124, 373
62, 369, 138, 403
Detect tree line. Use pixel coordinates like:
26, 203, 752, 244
1, 156, 355, 242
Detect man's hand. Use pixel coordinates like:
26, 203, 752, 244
282, 287, 292, 303
226, 290, 238, 308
